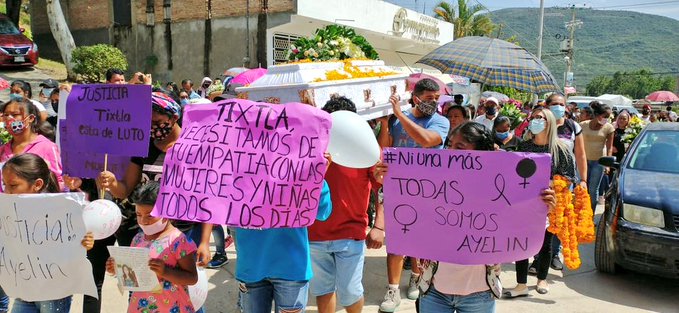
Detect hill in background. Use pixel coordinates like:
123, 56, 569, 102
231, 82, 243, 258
490, 7, 679, 91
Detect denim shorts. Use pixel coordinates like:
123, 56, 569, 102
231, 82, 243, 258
11, 296, 72, 313
238, 279, 308, 313
309, 239, 365, 307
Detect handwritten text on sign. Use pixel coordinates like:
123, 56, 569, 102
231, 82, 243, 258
152, 99, 332, 228
59, 120, 129, 179
64, 84, 152, 157
0, 193, 97, 301
383, 148, 551, 265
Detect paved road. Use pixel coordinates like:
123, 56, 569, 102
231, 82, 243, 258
85, 205, 679, 313
0, 66, 54, 99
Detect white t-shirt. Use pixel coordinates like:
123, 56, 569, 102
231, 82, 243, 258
668, 111, 677, 122
433, 263, 489, 295
30, 99, 46, 112
474, 114, 497, 130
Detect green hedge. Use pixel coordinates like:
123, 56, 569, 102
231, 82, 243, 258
72, 44, 128, 82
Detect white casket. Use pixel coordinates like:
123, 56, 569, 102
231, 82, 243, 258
235, 60, 411, 120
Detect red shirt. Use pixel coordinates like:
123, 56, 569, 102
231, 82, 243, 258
308, 164, 376, 241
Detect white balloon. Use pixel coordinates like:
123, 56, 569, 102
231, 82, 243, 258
327, 111, 381, 169
189, 269, 208, 310
82, 199, 122, 240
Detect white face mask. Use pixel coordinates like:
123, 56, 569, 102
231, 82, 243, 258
138, 218, 168, 235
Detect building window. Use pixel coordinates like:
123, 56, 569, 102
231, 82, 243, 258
273, 33, 301, 65
113, 0, 132, 27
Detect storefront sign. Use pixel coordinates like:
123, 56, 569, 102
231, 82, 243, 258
392, 8, 441, 43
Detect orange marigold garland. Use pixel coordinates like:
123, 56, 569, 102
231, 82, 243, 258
548, 175, 592, 270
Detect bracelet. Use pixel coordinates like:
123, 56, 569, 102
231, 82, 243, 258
372, 226, 384, 232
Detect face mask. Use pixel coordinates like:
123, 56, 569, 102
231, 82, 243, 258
485, 106, 497, 116
151, 122, 174, 141
529, 119, 546, 135
549, 105, 566, 119
9, 93, 23, 101
642, 109, 650, 115
417, 99, 438, 116
598, 117, 608, 126
180, 99, 190, 106
6, 116, 28, 135
138, 218, 168, 235
496, 131, 510, 140
51, 101, 59, 113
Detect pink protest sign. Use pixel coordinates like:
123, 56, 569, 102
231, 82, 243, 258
152, 99, 332, 228
383, 148, 551, 265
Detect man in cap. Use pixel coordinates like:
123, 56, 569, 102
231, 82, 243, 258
39, 79, 59, 120
474, 96, 499, 130
641, 104, 652, 123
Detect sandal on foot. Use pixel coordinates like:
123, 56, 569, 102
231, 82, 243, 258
503, 288, 529, 298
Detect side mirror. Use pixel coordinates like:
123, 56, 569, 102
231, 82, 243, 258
599, 156, 619, 169
19, 27, 25, 33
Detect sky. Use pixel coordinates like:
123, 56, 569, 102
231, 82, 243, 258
385, 0, 679, 21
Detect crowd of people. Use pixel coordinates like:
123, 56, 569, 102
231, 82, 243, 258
0, 68, 667, 313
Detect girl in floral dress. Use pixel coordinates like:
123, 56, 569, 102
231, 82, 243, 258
106, 181, 198, 313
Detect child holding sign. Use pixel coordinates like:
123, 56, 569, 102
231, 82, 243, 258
106, 181, 199, 313
2, 153, 94, 313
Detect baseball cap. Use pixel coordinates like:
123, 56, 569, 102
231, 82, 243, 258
485, 97, 499, 105
39, 79, 58, 89
643, 104, 652, 110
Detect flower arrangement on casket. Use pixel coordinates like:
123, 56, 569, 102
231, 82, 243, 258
235, 25, 409, 120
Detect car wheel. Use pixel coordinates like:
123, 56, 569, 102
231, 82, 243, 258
594, 221, 616, 274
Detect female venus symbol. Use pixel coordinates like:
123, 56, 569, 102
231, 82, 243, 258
516, 158, 537, 189
393, 204, 418, 234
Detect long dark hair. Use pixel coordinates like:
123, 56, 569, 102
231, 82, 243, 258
11, 80, 32, 98
450, 122, 495, 151
4, 153, 60, 193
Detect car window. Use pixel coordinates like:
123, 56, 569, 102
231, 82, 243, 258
0, 19, 20, 35
628, 131, 679, 173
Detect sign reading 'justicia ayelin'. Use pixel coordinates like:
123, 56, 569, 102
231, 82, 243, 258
392, 8, 441, 43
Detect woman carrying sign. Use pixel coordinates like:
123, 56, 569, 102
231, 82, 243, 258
374, 122, 558, 313
505, 107, 577, 297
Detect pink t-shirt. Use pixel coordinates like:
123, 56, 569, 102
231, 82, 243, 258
128, 228, 197, 313
0, 135, 64, 191
433, 263, 489, 296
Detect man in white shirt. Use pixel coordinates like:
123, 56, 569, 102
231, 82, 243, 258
474, 96, 499, 130
665, 104, 677, 122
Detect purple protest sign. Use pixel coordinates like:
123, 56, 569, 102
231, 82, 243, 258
152, 99, 332, 228
59, 120, 129, 178
64, 84, 152, 157
383, 148, 551, 265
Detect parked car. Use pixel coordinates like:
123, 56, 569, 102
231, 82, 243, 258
0, 14, 38, 67
596, 122, 679, 277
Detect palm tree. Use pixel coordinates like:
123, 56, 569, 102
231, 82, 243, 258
434, 0, 496, 39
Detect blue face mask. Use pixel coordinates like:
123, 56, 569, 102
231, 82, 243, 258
549, 105, 566, 119
9, 93, 23, 101
496, 131, 510, 140
529, 119, 546, 135
180, 99, 190, 106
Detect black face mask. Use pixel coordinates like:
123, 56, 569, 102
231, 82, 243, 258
51, 101, 59, 113
642, 109, 650, 115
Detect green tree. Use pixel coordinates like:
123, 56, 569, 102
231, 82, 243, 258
585, 69, 677, 99
434, 0, 496, 39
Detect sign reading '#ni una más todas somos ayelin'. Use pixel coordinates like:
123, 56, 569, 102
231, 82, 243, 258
382, 148, 551, 265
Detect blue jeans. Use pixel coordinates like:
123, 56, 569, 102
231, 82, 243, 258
11, 297, 72, 313
419, 287, 495, 313
212, 225, 226, 255
587, 160, 605, 211
0, 286, 8, 312
309, 240, 365, 307
238, 279, 308, 313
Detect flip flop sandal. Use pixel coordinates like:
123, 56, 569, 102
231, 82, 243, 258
503, 288, 529, 298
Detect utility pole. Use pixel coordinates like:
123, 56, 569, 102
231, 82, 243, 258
537, 0, 545, 60
563, 5, 583, 94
